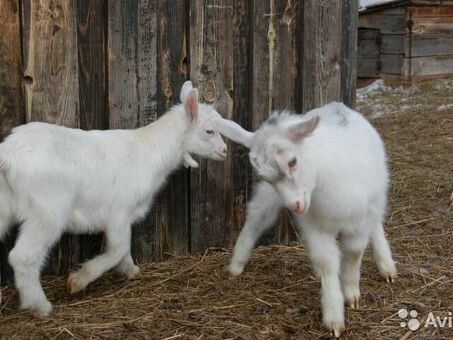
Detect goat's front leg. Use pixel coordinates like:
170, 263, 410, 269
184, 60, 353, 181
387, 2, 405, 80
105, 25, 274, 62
302, 226, 344, 338
229, 181, 282, 276
8, 219, 62, 317
67, 223, 131, 294
339, 230, 369, 309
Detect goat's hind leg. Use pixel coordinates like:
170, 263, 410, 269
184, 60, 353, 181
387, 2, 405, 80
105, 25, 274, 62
8, 219, 62, 317
114, 251, 140, 279
67, 223, 131, 294
229, 181, 282, 276
371, 222, 396, 282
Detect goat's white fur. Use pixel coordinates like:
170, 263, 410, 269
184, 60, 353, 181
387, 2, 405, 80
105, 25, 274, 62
215, 102, 396, 337
0, 81, 227, 317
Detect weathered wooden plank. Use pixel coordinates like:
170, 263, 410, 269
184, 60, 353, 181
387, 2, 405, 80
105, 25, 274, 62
189, 0, 234, 252
381, 34, 407, 55
380, 54, 409, 75
411, 35, 453, 56
410, 6, 453, 18
410, 54, 453, 75
0, 0, 25, 285
107, 0, 158, 262
358, 39, 380, 58
357, 58, 381, 77
302, 0, 342, 112
359, 13, 407, 34
250, 0, 300, 245
21, 0, 80, 275
155, 0, 190, 258
76, 0, 108, 263
341, 0, 358, 108
411, 16, 453, 35
358, 28, 381, 40
227, 0, 252, 247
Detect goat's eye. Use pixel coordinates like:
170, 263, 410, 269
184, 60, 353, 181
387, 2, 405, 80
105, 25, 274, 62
288, 157, 297, 168
206, 130, 215, 135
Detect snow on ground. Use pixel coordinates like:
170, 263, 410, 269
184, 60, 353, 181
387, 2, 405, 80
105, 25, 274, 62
356, 78, 453, 120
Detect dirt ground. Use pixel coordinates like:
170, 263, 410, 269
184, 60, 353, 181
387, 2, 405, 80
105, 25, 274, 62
0, 78, 452, 339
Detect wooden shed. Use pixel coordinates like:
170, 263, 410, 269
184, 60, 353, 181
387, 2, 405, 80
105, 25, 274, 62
358, 0, 453, 79
0, 0, 358, 284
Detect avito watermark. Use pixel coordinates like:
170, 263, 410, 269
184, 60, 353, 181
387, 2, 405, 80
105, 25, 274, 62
398, 308, 453, 331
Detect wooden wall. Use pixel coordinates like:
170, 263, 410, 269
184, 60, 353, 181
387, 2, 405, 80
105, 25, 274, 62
0, 0, 358, 284
359, 4, 453, 77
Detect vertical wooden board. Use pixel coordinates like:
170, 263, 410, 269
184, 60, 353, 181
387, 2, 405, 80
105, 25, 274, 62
189, 0, 234, 252
227, 0, 252, 248
107, 0, 158, 262
155, 0, 190, 257
0, 0, 25, 284
21, 0, 80, 275
341, 0, 358, 108
76, 0, 107, 263
251, 0, 300, 245
301, 0, 342, 112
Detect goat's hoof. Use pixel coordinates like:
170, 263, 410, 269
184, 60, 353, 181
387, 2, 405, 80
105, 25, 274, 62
346, 296, 360, 309
124, 264, 140, 279
23, 300, 52, 318
325, 321, 345, 338
227, 262, 245, 277
377, 261, 397, 283
67, 271, 89, 295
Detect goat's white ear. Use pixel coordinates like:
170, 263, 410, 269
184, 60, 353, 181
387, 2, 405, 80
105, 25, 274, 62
183, 153, 199, 168
286, 116, 320, 142
180, 80, 193, 104
272, 146, 297, 177
184, 88, 199, 123
213, 118, 254, 149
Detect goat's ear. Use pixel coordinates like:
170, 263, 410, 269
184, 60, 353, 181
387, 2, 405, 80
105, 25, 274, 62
180, 80, 193, 104
214, 118, 254, 149
286, 116, 320, 143
272, 146, 297, 177
183, 88, 199, 123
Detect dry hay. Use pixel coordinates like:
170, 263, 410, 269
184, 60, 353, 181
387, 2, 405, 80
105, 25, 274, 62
1, 79, 452, 339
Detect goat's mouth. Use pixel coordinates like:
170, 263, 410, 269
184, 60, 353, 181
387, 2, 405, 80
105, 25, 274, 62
214, 150, 227, 160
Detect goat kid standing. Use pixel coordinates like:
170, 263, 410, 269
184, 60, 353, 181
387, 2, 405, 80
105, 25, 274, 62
0, 81, 227, 317
215, 102, 396, 337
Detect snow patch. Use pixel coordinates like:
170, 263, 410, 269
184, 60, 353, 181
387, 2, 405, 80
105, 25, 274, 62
359, 0, 400, 11
437, 103, 453, 111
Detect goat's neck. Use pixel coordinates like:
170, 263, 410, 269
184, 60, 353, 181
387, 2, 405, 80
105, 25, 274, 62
135, 109, 190, 175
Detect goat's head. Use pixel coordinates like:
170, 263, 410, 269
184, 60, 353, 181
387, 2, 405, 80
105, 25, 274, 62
215, 113, 319, 214
180, 81, 227, 164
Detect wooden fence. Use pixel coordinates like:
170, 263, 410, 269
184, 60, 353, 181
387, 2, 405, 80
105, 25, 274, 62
0, 0, 358, 283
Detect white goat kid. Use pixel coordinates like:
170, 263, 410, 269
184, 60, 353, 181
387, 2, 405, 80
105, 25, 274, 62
215, 102, 396, 337
0, 81, 227, 317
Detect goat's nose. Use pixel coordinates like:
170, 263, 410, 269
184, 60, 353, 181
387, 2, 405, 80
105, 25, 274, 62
290, 201, 305, 214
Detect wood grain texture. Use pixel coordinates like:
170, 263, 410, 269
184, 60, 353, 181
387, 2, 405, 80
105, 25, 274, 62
302, 0, 342, 112
228, 0, 252, 248
21, 0, 80, 275
76, 0, 107, 264
155, 0, 190, 258
341, 0, 358, 108
0, 0, 25, 285
189, 0, 234, 252
107, 0, 158, 262
359, 13, 407, 34
252, 0, 300, 245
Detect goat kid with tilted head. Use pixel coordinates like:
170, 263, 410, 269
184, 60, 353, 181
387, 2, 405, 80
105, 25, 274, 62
0, 81, 227, 317
215, 102, 396, 337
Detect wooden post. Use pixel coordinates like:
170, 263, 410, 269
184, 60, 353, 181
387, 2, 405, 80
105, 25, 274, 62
155, 0, 190, 258
76, 0, 108, 263
189, 0, 234, 252
107, 0, 158, 262
0, 0, 25, 284
341, 0, 358, 108
21, 0, 80, 274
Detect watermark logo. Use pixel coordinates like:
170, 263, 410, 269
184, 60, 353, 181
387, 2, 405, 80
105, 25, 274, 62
399, 308, 420, 331
398, 308, 453, 331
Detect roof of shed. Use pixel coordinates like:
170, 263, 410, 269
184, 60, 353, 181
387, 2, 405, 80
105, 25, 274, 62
359, 0, 453, 13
